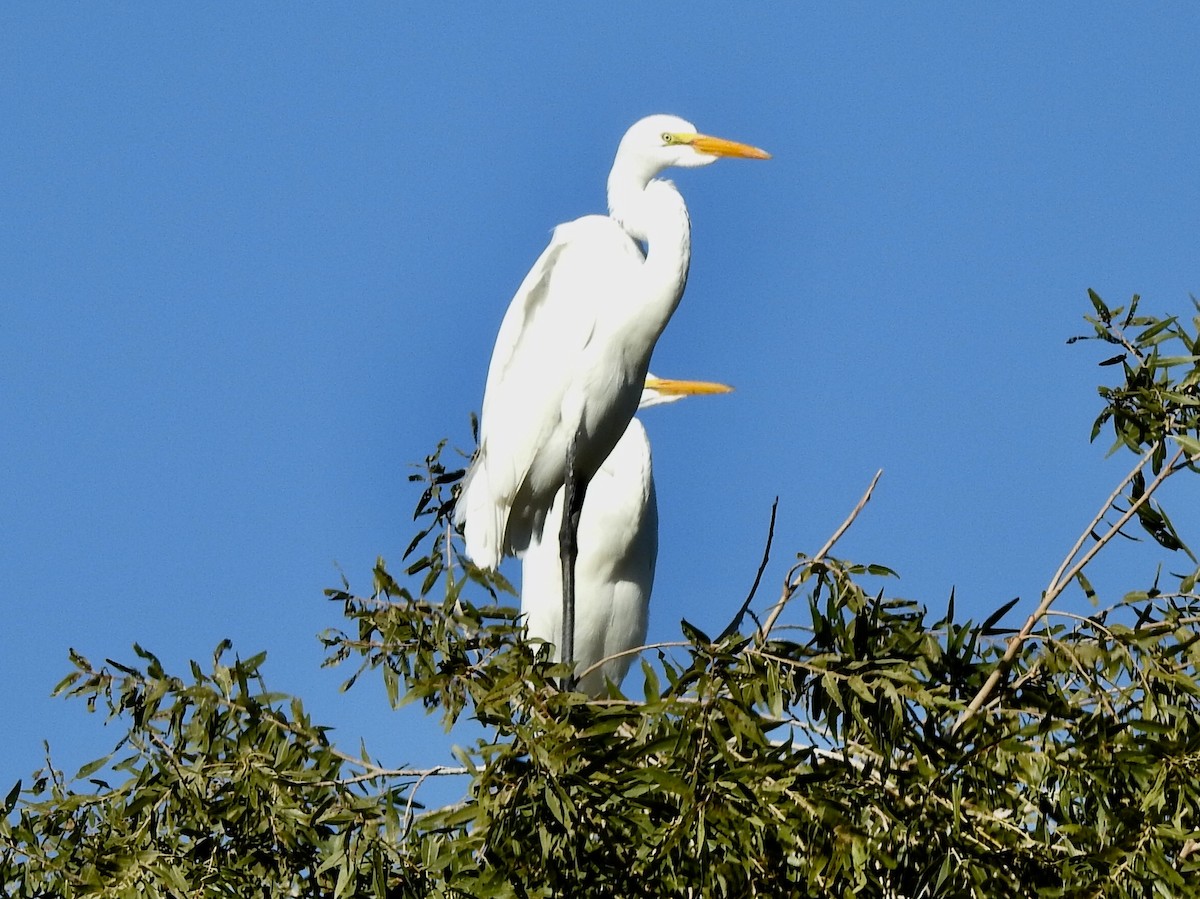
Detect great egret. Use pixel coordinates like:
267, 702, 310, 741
455, 114, 768, 670
521, 375, 733, 696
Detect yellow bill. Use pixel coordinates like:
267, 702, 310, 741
644, 376, 735, 397
685, 133, 771, 160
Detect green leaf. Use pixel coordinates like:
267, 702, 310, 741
2, 780, 19, 815
679, 618, 711, 645
74, 756, 110, 780
1174, 433, 1200, 459
980, 595, 1021, 634
1075, 571, 1098, 605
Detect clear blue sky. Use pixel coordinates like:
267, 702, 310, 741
3, 7, 1199, 788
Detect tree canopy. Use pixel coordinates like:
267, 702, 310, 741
4, 292, 1200, 897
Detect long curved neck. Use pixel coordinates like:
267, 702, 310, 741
606, 166, 692, 349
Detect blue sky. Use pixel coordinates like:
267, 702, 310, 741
3, 6, 1199, 790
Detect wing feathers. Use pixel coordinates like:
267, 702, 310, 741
457, 215, 644, 569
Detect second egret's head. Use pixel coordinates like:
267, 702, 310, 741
640, 374, 734, 410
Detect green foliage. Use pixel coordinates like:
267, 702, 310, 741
1075, 290, 1200, 469
0, 642, 432, 897
4, 293, 1200, 897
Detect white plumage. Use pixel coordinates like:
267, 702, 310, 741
455, 115, 768, 571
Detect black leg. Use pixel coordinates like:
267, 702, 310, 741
559, 433, 587, 691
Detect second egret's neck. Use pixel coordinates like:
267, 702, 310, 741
606, 165, 692, 345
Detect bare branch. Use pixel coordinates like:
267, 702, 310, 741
403, 765, 471, 837
954, 443, 1182, 734
1047, 441, 1158, 593
757, 470, 883, 642
718, 497, 778, 641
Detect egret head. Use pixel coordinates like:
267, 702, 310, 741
640, 374, 734, 410
616, 114, 771, 174
619, 114, 768, 171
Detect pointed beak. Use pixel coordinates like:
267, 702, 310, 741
687, 133, 771, 160
643, 376, 735, 397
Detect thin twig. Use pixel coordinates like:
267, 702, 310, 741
718, 498, 779, 641
309, 763, 470, 789
1047, 442, 1157, 593
403, 765, 470, 837
757, 470, 883, 642
954, 443, 1181, 734
574, 641, 693, 686
812, 470, 883, 565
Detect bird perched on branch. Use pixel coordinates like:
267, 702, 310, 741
455, 114, 768, 672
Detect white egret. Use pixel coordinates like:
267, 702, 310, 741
455, 114, 768, 671
521, 375, 733, 696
